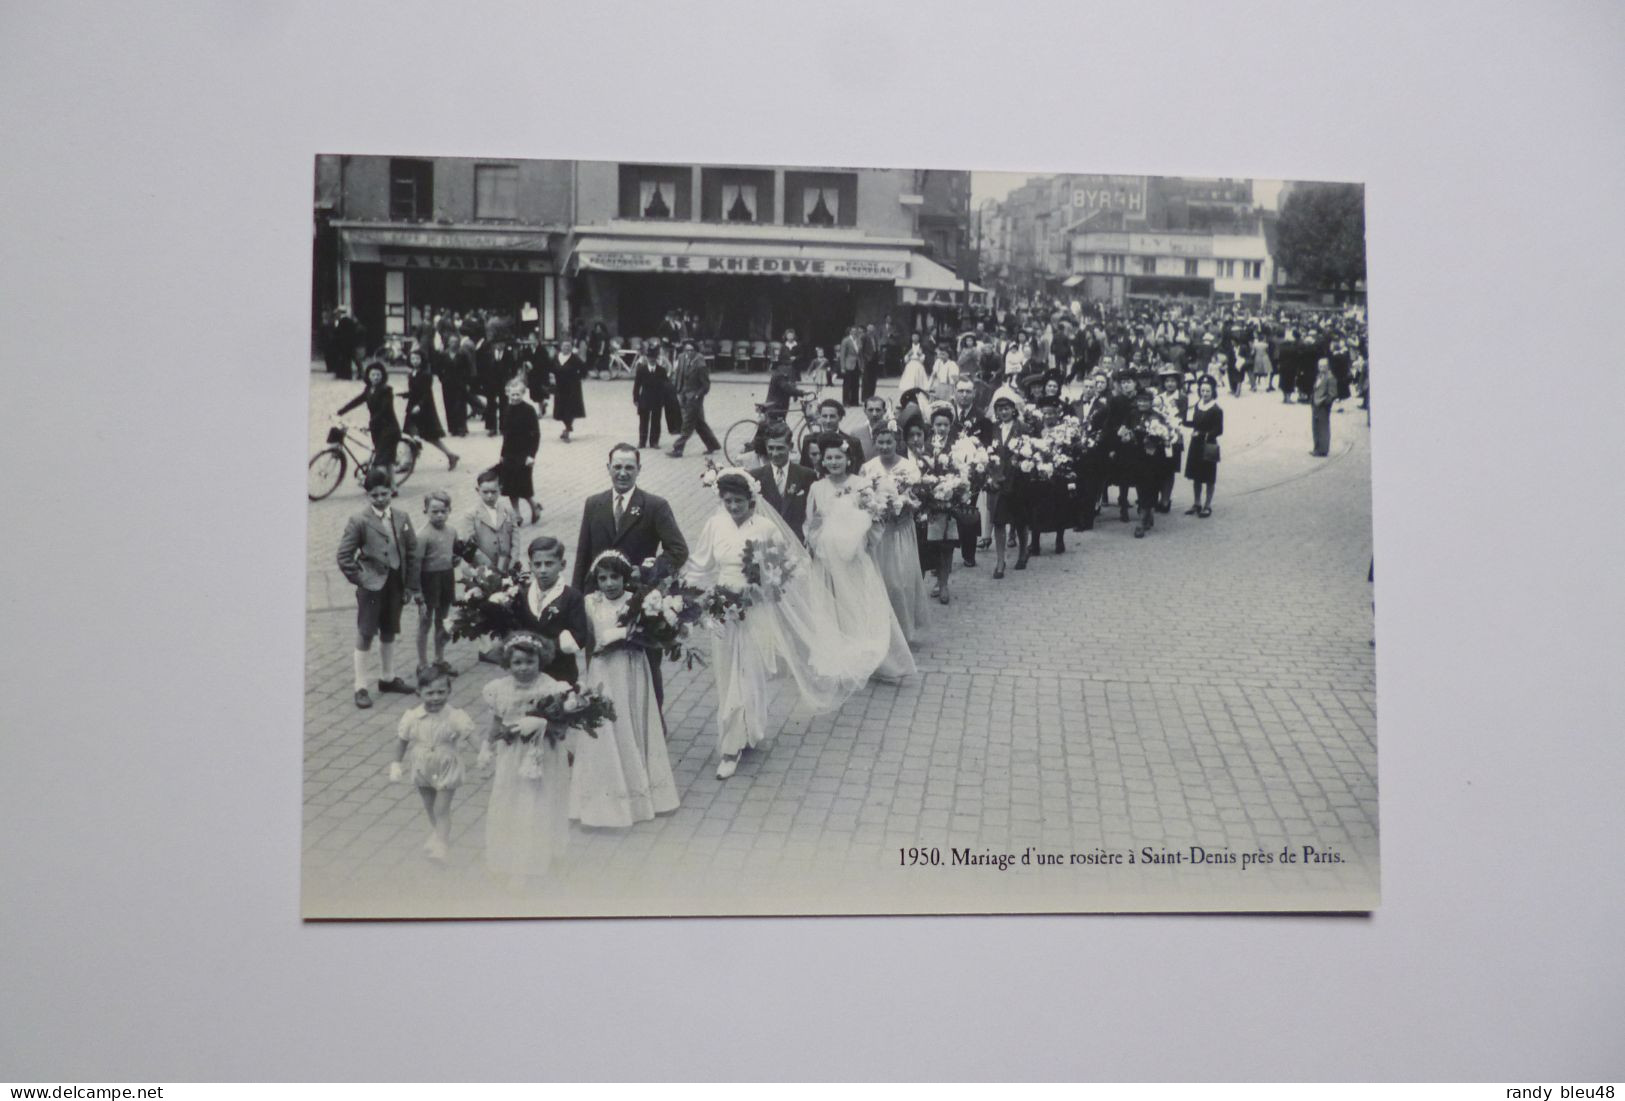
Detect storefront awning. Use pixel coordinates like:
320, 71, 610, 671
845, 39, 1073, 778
338, 223, 559, 272
896, 255, 990, 307
572, 235, 912, 281
1061, 274, 1085, 288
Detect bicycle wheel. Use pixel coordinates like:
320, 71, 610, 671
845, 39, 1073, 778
393, 439, 419, 486
307, 448, 346, 501
722, 419, 760, 467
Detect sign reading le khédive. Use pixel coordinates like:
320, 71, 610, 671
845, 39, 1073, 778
578, 250, 908, 281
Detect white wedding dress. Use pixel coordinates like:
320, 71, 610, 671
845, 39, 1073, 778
805, 477, 918, 682
683, 507, 877, 757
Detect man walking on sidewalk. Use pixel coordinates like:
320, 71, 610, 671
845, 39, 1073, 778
668, 339, 721, 457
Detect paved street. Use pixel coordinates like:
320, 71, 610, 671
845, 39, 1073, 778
303, 370, 1377, 917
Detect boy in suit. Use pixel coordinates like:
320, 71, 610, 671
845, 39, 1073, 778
458, 468, 518, 572
336, 468, 423, 708
799, 398, 865, 468
755, 422, 816, 543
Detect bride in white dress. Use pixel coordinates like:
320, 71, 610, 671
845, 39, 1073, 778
682, 467, 879, 779
805, 437, 918, 684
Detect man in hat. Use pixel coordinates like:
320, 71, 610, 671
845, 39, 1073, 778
667, 339, 721, 457
1310, 357, 1337, 457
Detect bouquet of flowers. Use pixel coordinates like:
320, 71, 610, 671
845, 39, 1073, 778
855, 469, 919, 524
741, 537, 798, 603
697, 585, 752, 628
1008, 433, 1060, 482
493, 685, 613, 780
1141, 412, 1177, 453
448, 564, 528, 642
916, 439, 989, 514
616, 576, 713, 668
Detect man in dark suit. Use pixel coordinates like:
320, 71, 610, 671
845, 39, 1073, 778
477, 339, 515, 436
574, 443, 689, 703
754, 422, 816, 543
837, 327, 863, 408
799, 398, 865, 468
780, 328, 811, 379
668, 339, 721, 457
860, 323, 881, 401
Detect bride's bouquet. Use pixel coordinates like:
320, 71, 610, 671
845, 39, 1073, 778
741, 537, 798, 603
1008, 433, 1060, 482
448, 564, 528, 642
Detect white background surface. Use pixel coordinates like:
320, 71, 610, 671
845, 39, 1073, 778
2, 0, 1622, 1081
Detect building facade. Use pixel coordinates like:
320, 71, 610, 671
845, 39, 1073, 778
315, 156, 985, 357
316, 155, 572, 350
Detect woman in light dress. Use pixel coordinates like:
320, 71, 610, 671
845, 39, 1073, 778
858, 421, 930, 642
572, 550, 679, 827
682, 468, 878, 779
805, 435, 917, 684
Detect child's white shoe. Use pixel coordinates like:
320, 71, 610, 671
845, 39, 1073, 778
716, 754, 739, 780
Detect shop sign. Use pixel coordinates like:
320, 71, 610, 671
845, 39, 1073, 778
380, 249, 552, 273
577, 249, 907, 281
902, 287, 989, 307
1070, 175, 1147, 216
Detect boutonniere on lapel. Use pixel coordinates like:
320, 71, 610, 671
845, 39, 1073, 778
627, 506, 642, 520
540, 604, 561, 623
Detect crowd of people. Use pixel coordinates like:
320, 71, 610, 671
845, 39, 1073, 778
326, 293, 1370, 884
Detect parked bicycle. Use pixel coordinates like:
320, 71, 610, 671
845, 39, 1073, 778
721, 383, 823, 467
308, 421, 420, 501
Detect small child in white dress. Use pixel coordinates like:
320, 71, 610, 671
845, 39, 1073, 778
389, 664, 478, 861
480, 633, 576, 884
572, 551, 680, 826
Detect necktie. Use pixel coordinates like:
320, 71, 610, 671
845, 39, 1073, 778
776, 467, 786, 495
613, 494, 625, 527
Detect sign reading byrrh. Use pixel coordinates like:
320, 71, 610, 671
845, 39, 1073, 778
578, 249, 908, 280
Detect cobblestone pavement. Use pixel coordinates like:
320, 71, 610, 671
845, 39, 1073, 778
303, 370, 1377, 917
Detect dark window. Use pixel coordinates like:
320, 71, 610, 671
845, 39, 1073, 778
389, 159, 433, 222
783, 171, 857, 227
1184, 258, 1199, 277
474, 164, 518, 220
700, 168, 775, 224
618, 165, 692, 220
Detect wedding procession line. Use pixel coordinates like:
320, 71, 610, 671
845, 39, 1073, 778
333, 372, 1217, 885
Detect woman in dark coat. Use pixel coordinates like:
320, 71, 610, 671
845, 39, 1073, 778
550, 337, 587, 442
498, 377, 541, 523
401, 348, 460, 471
632, 342, 672, 449
1183, 374, 1224, 518
337, 361, 402, 483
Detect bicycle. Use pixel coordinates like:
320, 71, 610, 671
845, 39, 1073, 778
308, 421, 420, 501
591, 346, 638, 381
721, 381, 824, 467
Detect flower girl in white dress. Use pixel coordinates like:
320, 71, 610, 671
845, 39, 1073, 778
682, 467, 876, 779
806, 435, 917, 683
571, 550, 680, 826
481, 633, 575, 884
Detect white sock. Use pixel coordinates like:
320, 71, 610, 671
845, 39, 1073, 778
353, 650, 369, 691
379, 642, 395, 682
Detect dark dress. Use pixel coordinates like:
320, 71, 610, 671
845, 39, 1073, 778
338, 382, 400, 466
499, 399, 540, 499
551, 353, 587, 424
987, 421, 1029, 527
1184, 402, 1224, 484
401, 364, 444, 440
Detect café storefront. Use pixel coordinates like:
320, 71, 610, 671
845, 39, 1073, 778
567, 232, 915, 355
334, 222, 565, 349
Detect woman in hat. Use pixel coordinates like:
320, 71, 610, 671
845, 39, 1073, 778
401, 347, 460, 471
1183, 374, 1224, 518
1154, 366, 1187, 513
985, 387, 1031, 579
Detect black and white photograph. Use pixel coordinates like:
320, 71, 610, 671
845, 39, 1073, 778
304, 158, 1376, 918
